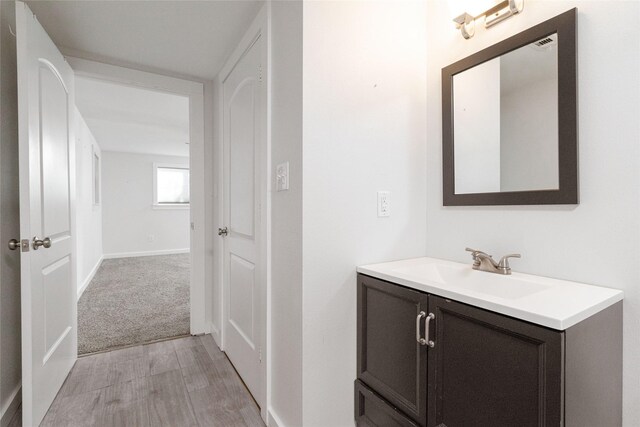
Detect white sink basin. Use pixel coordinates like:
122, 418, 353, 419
391, 262, 551, 300
357, 257, 623, 330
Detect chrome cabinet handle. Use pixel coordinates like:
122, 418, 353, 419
424, 313, 435, 348
218, 227, 228, 236
32, 236, 51, 250
416, 311, 426, 345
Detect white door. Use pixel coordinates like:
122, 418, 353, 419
222, 34, 265, 407
16, 3, 77, 426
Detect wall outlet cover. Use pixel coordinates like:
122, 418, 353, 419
378, 191, 391, 217
276, 162, 289, 191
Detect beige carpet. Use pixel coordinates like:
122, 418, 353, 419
78, 254, 190, 355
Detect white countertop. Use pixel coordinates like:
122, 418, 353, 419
357, 257, 623, 330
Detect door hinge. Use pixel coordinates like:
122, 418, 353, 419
259, 347, 262, 363
258, 64, 263, 82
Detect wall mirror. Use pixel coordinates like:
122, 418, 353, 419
442, 9, 577, 206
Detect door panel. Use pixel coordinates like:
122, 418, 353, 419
427, 295, 563, 427
229, 253, 255, 346
357, 274, 429, 426
16, 2, 77, 425
222, 33, 264, 407
40, 63, 70, 237
229, 80, 255, 238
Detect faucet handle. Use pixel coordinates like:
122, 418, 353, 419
498, 254, 521, 270
465, 247, 482, 256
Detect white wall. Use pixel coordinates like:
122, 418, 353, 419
102, 151, 190, 257
500, 72, 558, 191
302, 1, 427, 425
453, 58, 501, 194
75, 110, 103, 297
269, 1, 303, 426
425, 1, 640, 425
0, 1, 22, 424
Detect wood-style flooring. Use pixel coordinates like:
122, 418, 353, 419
9, 334, 264, 427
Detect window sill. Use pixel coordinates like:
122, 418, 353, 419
152, 204, 190, 210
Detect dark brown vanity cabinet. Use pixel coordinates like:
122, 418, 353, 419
426, 295, 562, 427
356, 274, 623, 427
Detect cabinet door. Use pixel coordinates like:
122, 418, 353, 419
357, 274, 429, 426
355, 380, 419, 427
427, 295, 563, 427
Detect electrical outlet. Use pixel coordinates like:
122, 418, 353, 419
377, 191, 390, 217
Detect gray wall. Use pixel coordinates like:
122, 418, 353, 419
0, 0, 22, 424
425, 1, 640, 425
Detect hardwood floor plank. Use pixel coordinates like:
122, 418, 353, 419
144, 339, 176, 356
109, 355, 150, 385
188, 384, 246, 427
240, 405, 266, 427
98, 377, 150, 427
147, 370, 199, 427
172, 335, 201, 351
59, 355, 97, 396
198, 335, 224, 360
40, 334, 263, 427
46, 388, 104, 427
109, 345, 144, 362
148, 350, 180, 376
88, 351, 115, 390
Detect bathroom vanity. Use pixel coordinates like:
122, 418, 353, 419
354, 257, 623, 427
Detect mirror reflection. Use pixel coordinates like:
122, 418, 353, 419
453, 33, 559, 195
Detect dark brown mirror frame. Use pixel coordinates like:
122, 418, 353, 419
442, 8, 578, 206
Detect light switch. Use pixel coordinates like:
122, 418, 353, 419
377, 191, 390, 217
276, 162, 289, 191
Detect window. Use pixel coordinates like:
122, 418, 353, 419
93, 148, 100, 206
153, 164, 190, 208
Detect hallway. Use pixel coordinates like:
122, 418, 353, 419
11, 335, 264, 426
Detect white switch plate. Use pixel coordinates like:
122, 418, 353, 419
377, 191, 390, 217
276, 162, 289, 191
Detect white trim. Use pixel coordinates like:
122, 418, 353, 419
210, 322, 221, 349
0, 384, 21, 427
103, 248, 189, 259
65, 56, 209, 336
152, 204, 189, 210
77, 255, 103, 300
267, 408, 285, 427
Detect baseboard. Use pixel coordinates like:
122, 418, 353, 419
77, 255, 103, 300
210, 322, 221, 349
103, 248, 189, 259
267, 408, 286, 427
0, 384, 21, 427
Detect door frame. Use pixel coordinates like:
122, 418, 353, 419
215, 4, 270, 418
65, 56, 209, 334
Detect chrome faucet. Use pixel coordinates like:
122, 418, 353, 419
465, 248, 521, 275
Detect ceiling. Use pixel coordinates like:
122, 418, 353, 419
76, 77, 190, 157
25, 0, 263, 80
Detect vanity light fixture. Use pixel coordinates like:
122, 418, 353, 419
451, 0, 524, 39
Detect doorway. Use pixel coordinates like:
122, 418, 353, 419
74, 77, 192, 354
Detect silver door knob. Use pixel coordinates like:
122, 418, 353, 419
32, 237, 52, 250
218, 227, 228, 236
8, 239, 20, 251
